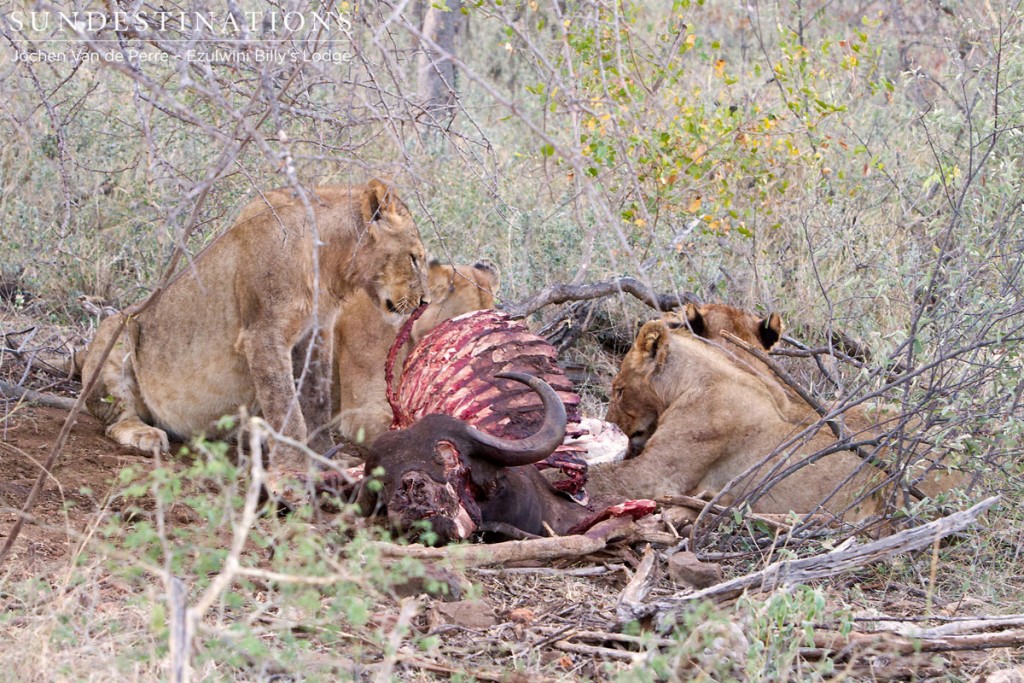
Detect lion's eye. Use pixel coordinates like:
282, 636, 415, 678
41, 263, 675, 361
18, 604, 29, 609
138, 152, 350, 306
411, 254, 418, 268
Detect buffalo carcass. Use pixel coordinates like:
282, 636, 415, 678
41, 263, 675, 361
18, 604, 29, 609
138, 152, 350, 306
355, 309, 647, 543
360, 371, 651, 544
387, 309, 595, 495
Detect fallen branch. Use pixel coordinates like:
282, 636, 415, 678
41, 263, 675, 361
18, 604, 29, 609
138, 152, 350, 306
617, 544, 658, 624
553, 639, 640, 661
473, 564, 623, 577
813, 626, 1024, 655
546, 628, 676, 649
505, 276, 696, 319
373, 516, 636, 567
0, 379, 77, 411
640, 496, 998, 630
856, 614, 1024, 639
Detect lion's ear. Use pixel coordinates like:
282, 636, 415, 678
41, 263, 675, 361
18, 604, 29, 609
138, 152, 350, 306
473, 259, 500, 292
362, 179, 409, 225
635, 320, 671, 369
758, 312, 783, 350
427, 260, 455, 290
684, 302, 707, 337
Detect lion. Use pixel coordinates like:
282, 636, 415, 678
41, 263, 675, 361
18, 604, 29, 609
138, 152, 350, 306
589, 307, 961, 522
662, 302, 783, 379
333, 259, 499, 444
80, 180, 429, 495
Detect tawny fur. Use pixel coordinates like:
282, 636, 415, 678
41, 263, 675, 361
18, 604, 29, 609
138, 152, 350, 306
80, 180, 429, 479
662, 302, 783, 380
333, 260, 499, 443
592, 310, 960, 522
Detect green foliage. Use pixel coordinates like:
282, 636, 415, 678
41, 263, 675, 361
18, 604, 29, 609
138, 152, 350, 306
76, 436, 429, 678
616, 588, 853, 682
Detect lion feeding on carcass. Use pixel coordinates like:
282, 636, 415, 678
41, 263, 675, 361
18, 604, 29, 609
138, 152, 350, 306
80, 180, 429, 499
591, 307, 962, 522
333, 260, 500, 444
351, 300, 961, 542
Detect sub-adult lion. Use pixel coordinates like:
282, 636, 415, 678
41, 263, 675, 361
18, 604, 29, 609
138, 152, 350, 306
334, 259, 499, 444
80, 180, 429, 496
590, 308, 960, 522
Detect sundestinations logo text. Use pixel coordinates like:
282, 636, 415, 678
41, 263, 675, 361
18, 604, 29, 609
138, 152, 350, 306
4, 10, 352, 37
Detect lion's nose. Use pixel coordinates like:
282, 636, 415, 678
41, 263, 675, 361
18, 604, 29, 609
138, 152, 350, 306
626, 433, 648, 459
419, 297, 430, 307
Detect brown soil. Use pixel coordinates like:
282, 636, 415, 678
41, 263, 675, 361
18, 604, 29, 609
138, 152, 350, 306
0, 404, 171, 579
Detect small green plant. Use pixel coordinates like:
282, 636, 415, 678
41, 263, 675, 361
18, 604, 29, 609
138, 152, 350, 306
79, 431, 433, 678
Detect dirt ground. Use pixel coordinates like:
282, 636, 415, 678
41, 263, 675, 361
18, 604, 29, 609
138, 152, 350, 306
0, 404, 177, 579
0, 402, 1012, 681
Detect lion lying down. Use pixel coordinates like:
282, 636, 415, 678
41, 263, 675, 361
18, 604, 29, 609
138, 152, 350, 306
80, 179, 429, 497
588, 304, 962, 523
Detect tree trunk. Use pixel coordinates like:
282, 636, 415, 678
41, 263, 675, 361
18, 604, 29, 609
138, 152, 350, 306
417, 1, 463, 125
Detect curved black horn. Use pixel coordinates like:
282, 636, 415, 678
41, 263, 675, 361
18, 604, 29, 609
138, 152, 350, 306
466, 372, 567, 467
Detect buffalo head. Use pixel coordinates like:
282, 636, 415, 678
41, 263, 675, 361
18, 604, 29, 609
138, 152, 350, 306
359, 371, 568, 544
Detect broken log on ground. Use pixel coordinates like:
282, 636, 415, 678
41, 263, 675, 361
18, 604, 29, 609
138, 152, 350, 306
373, 516, 636, 568
636, 496, 998, 631
505, 276, 696, 320
0, 379, 77, 411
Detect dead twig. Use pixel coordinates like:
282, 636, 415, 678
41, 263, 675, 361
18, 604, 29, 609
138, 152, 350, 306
812, 625, 1024, 654
0, 379, 77, 411
552, 628, 675, 648
473, 564, 623, 577
616, 544, 658, 624
553, 639, 642, 661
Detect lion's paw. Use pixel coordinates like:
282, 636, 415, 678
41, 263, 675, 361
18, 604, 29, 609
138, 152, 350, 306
107, 422, 170, 455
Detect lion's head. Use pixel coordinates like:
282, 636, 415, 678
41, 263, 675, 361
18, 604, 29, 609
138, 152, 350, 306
605, 320, 677, 458
662, 302, 782, 350
412, 259, 500, 341
356, 179, 430, 316
608, 304, 784, 458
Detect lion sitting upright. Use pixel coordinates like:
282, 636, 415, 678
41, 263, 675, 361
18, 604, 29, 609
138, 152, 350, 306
334, 259, 500, 444
80, 179, 429, 495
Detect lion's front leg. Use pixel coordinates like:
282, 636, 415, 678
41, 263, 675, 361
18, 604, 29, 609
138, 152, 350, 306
81, 315, 170, 455
291, 324, 335, 453
239, 321, 312, 502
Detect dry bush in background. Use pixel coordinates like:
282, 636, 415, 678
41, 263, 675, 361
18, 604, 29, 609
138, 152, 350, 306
1, 0, 1023, 680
